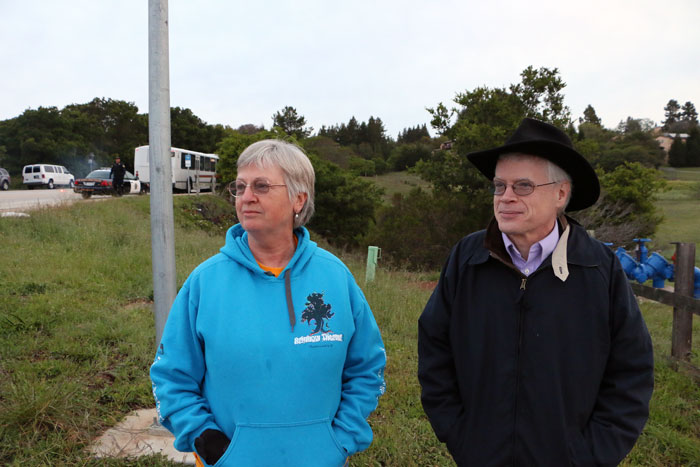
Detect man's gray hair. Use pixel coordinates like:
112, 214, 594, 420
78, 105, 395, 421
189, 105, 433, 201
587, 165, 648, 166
498, 152, 572, 212
237, 139, 315, 228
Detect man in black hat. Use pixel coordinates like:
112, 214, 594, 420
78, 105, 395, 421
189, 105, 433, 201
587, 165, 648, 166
110, 156, 127, 196
418, 118, 653, 466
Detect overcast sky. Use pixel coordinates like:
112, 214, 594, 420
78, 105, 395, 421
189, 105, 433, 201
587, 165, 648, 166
2, 0, 699, 139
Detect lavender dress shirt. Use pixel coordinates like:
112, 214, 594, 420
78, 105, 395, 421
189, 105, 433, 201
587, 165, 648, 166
502, 221, 560, 276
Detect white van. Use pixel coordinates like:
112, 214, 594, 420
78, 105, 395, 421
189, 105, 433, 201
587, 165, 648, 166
134, 146, 219, 193
22, 164, 75, 189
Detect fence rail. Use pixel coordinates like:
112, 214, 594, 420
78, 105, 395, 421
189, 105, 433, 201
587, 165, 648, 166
630, 283, 700, 316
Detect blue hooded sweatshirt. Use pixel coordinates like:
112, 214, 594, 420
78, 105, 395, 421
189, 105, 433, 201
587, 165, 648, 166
150, 225, 386, 467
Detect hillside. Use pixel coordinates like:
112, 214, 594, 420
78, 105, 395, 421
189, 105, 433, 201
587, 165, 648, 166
0, 194, 698, 465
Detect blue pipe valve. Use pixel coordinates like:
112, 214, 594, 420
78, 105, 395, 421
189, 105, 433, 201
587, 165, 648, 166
644, 252, 674, 288
616, 245, 673, 288
616, 247, 640, 280
632, 238, 651, 263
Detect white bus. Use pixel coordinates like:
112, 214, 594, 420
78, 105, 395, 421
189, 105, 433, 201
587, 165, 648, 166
134, 146, 219, 193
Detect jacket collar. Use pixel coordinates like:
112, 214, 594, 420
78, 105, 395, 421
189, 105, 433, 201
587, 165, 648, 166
471, 215, 600, 276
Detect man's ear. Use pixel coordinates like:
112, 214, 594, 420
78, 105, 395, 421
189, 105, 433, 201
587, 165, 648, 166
557, 181, 571, 207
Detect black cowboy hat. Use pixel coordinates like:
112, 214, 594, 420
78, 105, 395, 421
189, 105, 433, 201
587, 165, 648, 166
466, 118, 600, 211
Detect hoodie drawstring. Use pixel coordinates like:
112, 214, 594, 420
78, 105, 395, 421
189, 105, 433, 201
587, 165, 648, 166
284, 270, 296, 332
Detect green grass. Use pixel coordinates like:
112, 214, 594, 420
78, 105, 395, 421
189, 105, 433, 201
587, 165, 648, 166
1, 193, 699, 465
0, 194, 233, 466
652, 179, 700, 263
364, 171, 431, 204
622, 301, 700, 466
660, 167, 700, 182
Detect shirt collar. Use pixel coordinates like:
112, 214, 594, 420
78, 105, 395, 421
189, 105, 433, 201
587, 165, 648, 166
501, 220, 560, 266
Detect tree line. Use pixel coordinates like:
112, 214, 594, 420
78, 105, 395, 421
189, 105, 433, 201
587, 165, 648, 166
1, 67, 695, 269
0, 98, 227, 177
368, 66, 690, 269
663, 99, 700, 167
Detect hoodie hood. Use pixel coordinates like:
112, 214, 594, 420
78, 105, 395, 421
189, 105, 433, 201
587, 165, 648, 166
220, 223, 317, 278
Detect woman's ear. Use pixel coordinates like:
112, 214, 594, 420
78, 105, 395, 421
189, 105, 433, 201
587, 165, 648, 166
294, 192, 308, 213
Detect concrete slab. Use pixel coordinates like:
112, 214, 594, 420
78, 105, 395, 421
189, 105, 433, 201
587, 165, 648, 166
89, 408, 195, 465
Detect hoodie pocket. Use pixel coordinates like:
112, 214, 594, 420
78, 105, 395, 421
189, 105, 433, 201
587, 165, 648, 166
213, 419, 347, 467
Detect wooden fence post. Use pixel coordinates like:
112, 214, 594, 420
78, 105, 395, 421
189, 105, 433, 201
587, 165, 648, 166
671, 242, 695, 360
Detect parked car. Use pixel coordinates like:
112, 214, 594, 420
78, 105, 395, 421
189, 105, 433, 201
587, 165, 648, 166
0, 168, 10, 190
22, 164, 75, 189
73, 169, 142, 198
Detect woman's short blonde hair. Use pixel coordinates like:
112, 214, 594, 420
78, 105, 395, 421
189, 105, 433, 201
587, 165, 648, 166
237, 139, 315, 228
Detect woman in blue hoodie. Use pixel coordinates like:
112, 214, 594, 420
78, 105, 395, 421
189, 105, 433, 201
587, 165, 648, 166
150, 139, 386, 467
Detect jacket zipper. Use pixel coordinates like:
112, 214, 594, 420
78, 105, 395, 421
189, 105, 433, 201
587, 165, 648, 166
513, 275, 527, 465
512, 299, 524, 465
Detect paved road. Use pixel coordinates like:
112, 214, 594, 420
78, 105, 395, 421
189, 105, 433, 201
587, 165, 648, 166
0, 188, 208, 213
0, 188, 90, 212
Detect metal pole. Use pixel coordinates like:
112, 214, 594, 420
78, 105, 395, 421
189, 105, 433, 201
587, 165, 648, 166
149, 0, 176, 350
671, 242, 695, 360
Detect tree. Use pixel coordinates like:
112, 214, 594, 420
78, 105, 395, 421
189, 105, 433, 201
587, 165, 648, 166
3, 106, 89, 174
663, 99, 681, 129
171, 106, 224, 153
510, 66, 571, 127
616, 117, 655, 134
417, 66, 571, 192
0, 145, 7, 168
387, 142, 431, 170
366, 116, 388, 149
591, 123, 665, 171
576, 163, 667, 245
367, 188, 491, 270
681, 101, 698, 126
307, 154, 383, 246
217, 129, 382, 246
344, 117, 360, 145
348, 155, 376, 176
397, 124, 430, 144
64, 97, 148, 169
668, 136, 686, 167
272, 106, 312, 139
685, 127, 700, 166
237, 123, 265, 135
580, 105, 602, 126
426, 102, 454, 136
303, 136, 356, 169
317, 116, 392, 161
404, 66, 571, 263
0, 97, 229, 177
215, 128, 283, 187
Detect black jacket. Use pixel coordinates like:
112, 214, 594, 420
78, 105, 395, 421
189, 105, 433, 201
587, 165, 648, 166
418, 217, 653, 466
110, 162, 126, 180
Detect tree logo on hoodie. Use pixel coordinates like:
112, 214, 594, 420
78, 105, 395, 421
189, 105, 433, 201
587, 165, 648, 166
301, 292, 334, 335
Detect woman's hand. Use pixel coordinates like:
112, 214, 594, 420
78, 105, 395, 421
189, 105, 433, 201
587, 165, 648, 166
194, 429, 231, 465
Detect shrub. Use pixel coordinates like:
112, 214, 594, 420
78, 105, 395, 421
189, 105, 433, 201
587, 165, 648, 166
367, 188, 491, 270
575, 162, 667, 246
308, 155, 384, 247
